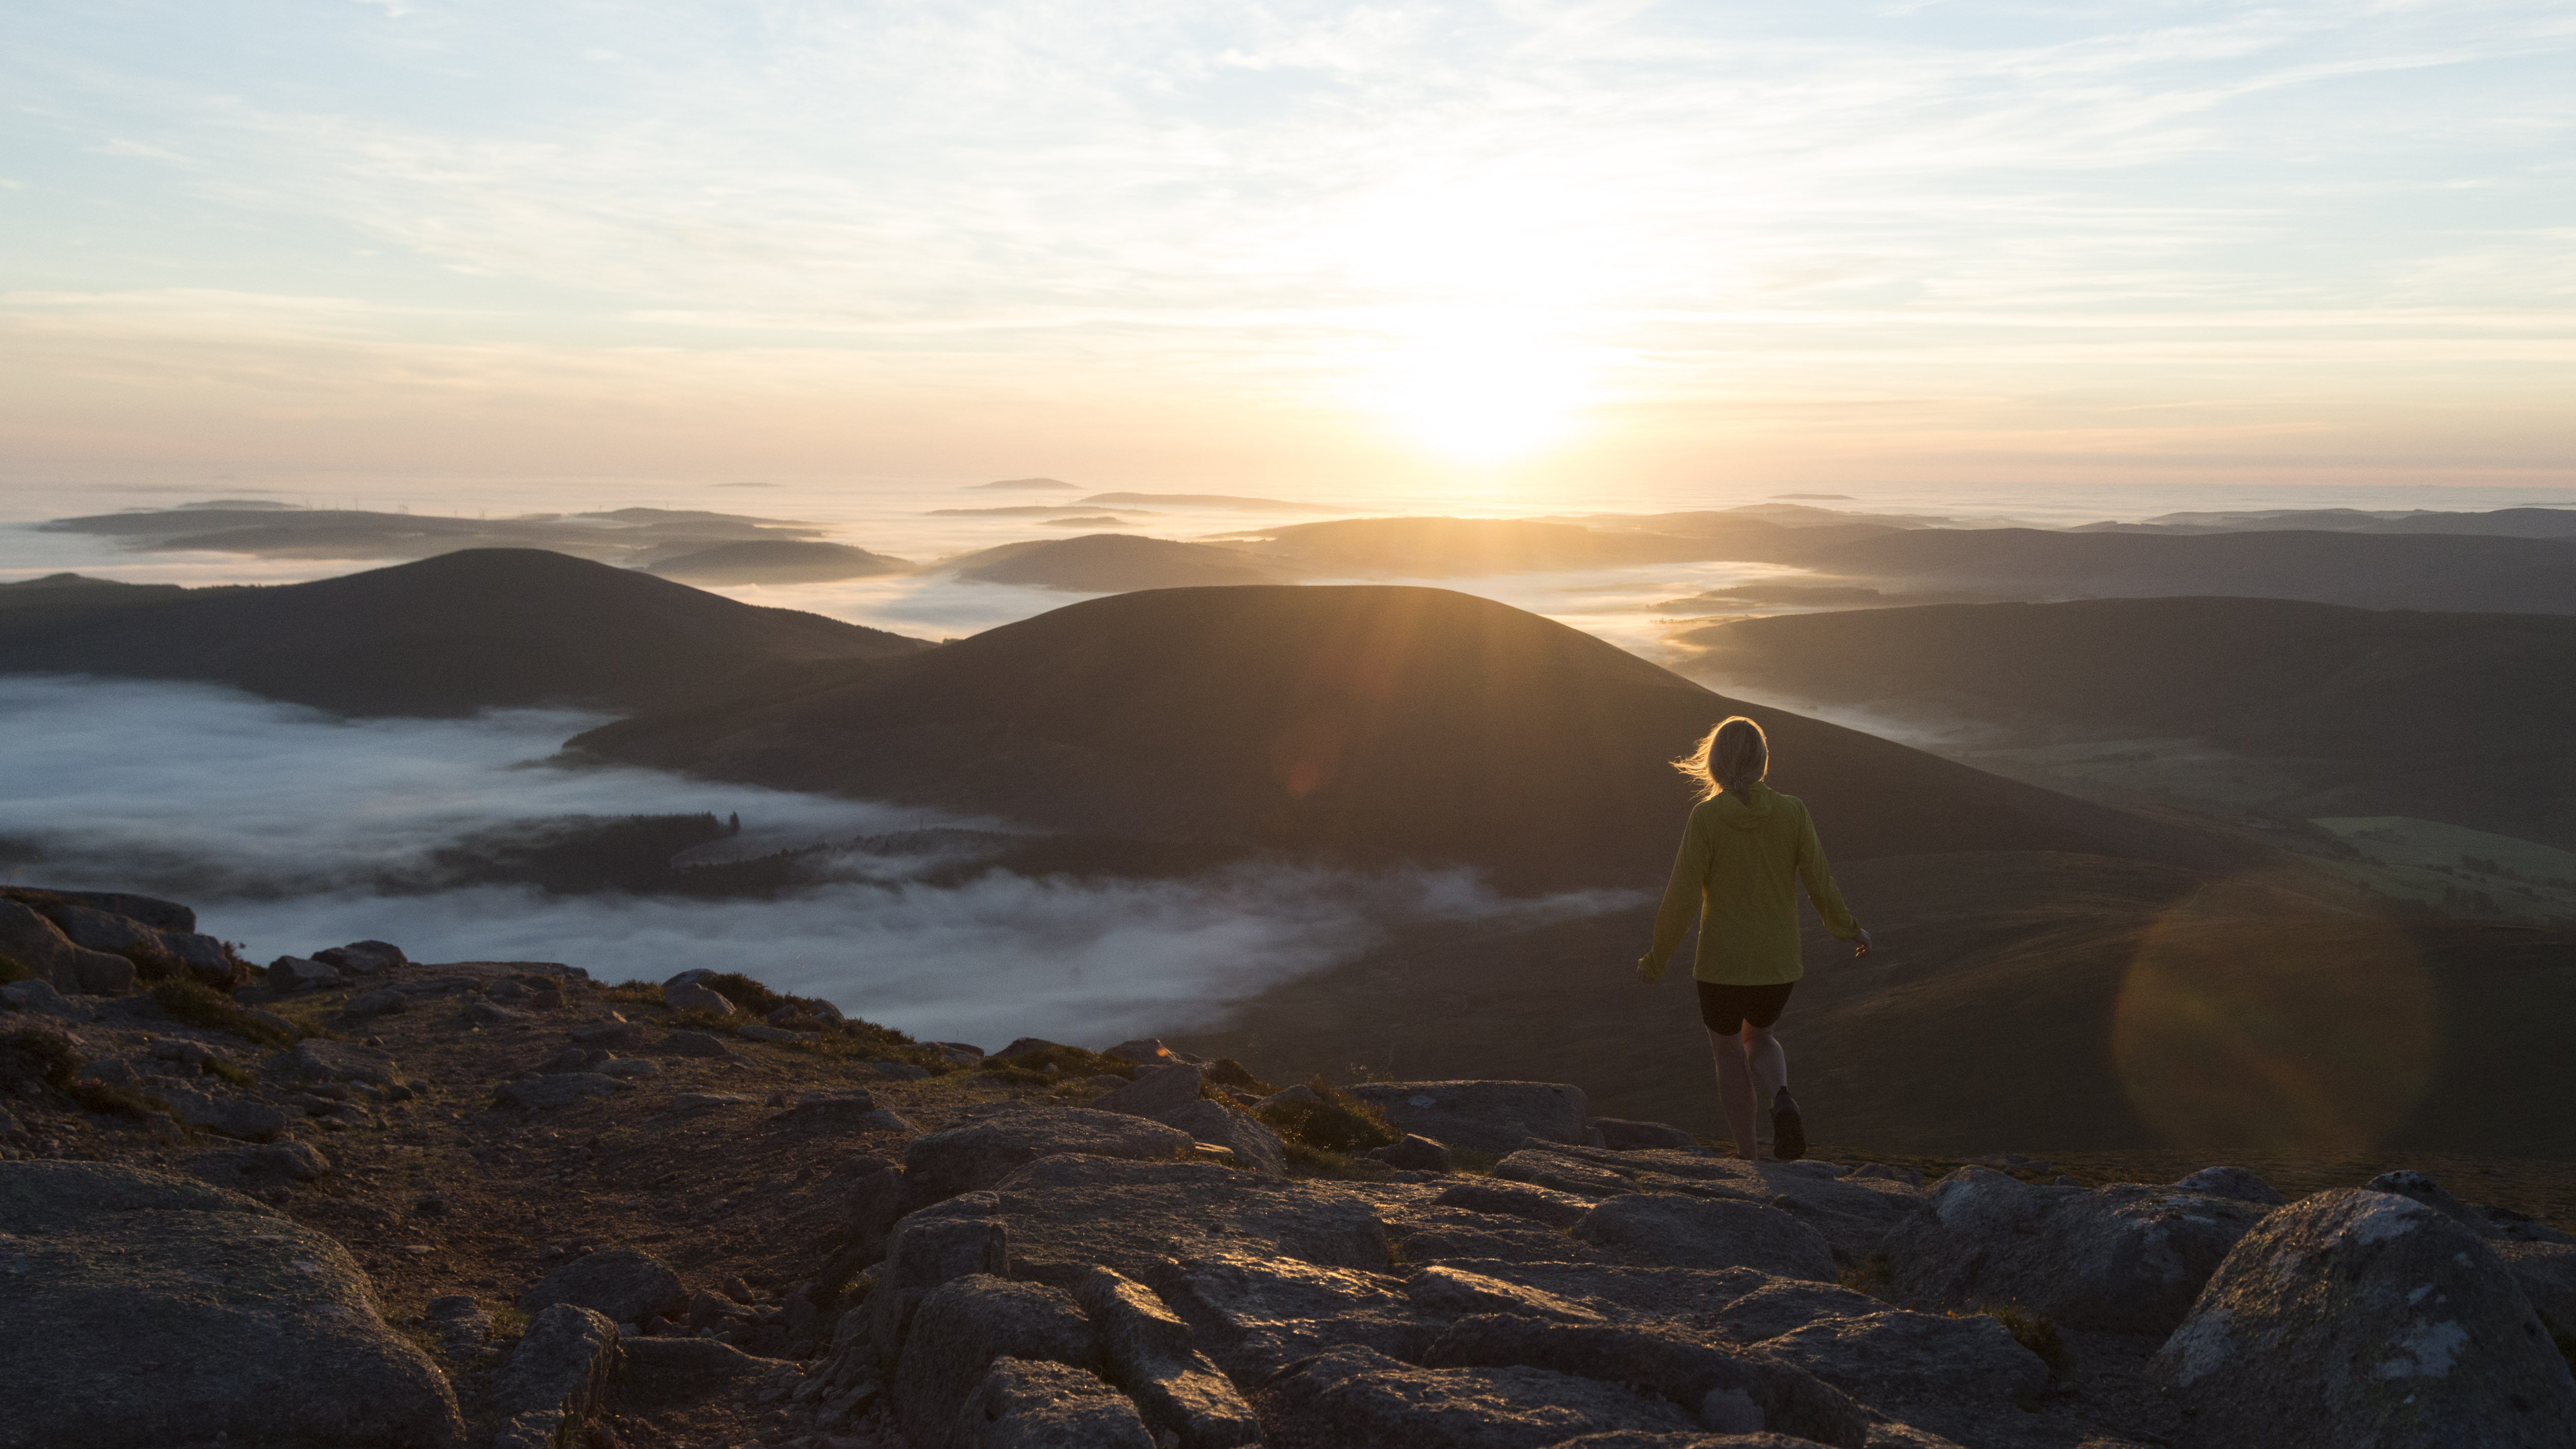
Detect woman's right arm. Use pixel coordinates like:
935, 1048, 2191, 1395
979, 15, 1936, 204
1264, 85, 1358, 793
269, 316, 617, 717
1637, 809, 1711, 982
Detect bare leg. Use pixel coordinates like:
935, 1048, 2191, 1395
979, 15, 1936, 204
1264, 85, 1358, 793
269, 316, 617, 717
1707, 1027, 1759, 1158
1742, 1023, 1789, 1108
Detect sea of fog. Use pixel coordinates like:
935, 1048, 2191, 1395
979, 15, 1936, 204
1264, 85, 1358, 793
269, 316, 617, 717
0, 676, 1629, 1046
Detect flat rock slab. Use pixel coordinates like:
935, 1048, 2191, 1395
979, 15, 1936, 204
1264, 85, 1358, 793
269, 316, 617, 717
903, 1103, 1194, 1208
0, 1161, 464, 1449
518, 1246, 686, 1325
1496, 1145, 1922, 1260
973, 1154, 1393, 1288
292, 1038, 400, 1085
1257, 1342, 1698, 1449
1346, 1080, 1591, 1157
1759, 1309, 2049, 1445
497, 1073, 629, 1110
1575, 1193, 1836, 1282
1406, 1258, 1781, 1324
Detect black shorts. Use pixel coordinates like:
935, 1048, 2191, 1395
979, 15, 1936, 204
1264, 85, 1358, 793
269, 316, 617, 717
1697, 980, 1795, 1034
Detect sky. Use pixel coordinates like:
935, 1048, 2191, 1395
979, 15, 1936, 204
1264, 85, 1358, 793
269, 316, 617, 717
5, 1, 2572, 498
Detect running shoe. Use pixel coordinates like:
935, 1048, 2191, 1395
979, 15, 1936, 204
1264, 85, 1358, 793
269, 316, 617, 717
1770, 1087, 1806, 1162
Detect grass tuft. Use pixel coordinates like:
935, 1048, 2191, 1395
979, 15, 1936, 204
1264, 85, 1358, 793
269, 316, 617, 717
204, 1056, 254, 1089
1258, 1076, 1398, 1155
981, 1043, 1135, 1084
152, 979, 300, 1048
598, 980, 664, 1006
696, 972, 788, 1016
0, 953, 33, 986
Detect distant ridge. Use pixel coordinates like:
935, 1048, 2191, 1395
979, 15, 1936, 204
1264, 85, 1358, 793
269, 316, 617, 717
946, 535, 1280, 591
644, 540, 914, 584
572, 584, 2253, 891
0, 548, 930, 717
968, 477, 1080, 491
1078, 493, 1353, 512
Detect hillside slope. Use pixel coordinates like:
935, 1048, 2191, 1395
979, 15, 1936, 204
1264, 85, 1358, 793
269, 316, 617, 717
572, 584, 2250, 891
0, 548, 931, 717
1672, 597, 2576, 849
1802, 527, 2576, 612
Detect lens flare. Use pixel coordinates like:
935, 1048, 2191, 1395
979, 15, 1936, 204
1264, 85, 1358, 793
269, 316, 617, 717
2111, 874, 2433, 1156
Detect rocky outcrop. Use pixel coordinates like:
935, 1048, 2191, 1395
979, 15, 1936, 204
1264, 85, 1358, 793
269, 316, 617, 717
487, 1304, 621, 1449
517, 1246, 687, 1326
1885, 1165, 2273, 1333
2154, 1187, 2576, 1448
0, 1160, 464, 1449
902, 1103, 1195, 1208
0, 898, 136, 996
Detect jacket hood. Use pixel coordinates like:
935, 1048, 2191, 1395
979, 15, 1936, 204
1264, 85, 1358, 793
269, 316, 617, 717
1711, 782, 1776, 829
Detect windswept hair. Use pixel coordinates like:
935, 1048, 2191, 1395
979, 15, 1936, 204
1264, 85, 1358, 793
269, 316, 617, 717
1674, 715, 1769, 802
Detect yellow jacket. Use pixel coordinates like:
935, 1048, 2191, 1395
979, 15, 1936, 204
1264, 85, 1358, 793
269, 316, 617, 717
1638, 783, 1861, 986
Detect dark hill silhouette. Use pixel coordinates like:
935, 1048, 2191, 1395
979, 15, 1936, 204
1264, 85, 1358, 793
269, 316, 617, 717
1673, 597, 2576, 848
571, 584, 2253, 891
1254, 517, 1789, 576
1801, 527, 2576, 612
0, 548, 930, 717
2076, 505, 2576, 538
947, 535, 1283, 591
644, 540, 914, 584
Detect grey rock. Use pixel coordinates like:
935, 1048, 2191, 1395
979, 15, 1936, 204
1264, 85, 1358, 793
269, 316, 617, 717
1158, 1098, 1287, 1177
1887, 1166, 2270, 1334
1075, 1266, 1262, 1448
1151, 1247, 1427, 1381
40, 888, 195, 933
570, 1017, 651, 1049
991, 1036, 1072, 1061
464, 998, 533, 1026
955, 1357, 1157, 1449
0, 1160, 464, 1449
984, 1154, 1394, 1288
1, 977, 93, 1018
0, 899, 136, 996
672, 1091, 754, 1110
1707, 1281, 1888, 1342
158, 930, 249, 988
1494, 1144, 1923, 1262
42, 901, 159, 956
861, 1108, 921, 1133
157, 1084, 289, 1141
841, 1159, 910, 1265
496, 1073, 628, 1109
899, 1275, 1103, 1449
689, 1287, 755, 1330
1575, 1193, 1836, 1281
599, 1057, 659, 1078
1406, 1264, 1606, 1323
536, 1043, 607, 1075
1258, 1341, 1701, 1448
866, 1204, 1013, 1369
662, 967, 718, 989
902, 1103, 1194, 1209
2155, 1187, 2576, 1448
1345, 1079, 1591, 1156
267, 955, 343, 992
665, 981, 736, 1015
663, 1028, 751, 1061
737, 1022, 812, 1043
1432, 1179, 1600, 1230
2497, 1240, 2576, 1338
292, 1038, 399, 1085
315, 939, 407, 975
1369, 1133, 1454, 1173
518, 1246, 686, 1325
1543, 1437, 1825, 1449
345, 988, 407, 1017
2363, 1168, 2501, 1238
1759, 1308, 2049, 1444
2172, 1165, 2287, 1206
1254, 1083, 1320, 1110
1093, 1062, 1205, 1119
488, 1304, 620, 1449
423, 1294, 492, 1359
931, 1040, 985, 1061
767, 1089, 884, 1129
1394, 1259, 1778, 1323
1592, 1117, 1702, 1152
1387, 1204, 1606, 1266
1420, 1314, 1871, 1447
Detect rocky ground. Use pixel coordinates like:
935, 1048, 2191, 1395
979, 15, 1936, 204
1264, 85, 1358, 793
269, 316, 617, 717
7, 886, 2576, 1449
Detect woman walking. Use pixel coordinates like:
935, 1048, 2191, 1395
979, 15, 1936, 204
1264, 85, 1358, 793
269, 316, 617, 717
1637, 715, 1870, 1161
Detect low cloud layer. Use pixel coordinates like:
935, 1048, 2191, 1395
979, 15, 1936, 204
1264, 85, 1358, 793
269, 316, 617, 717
0, 676, 1628, 1045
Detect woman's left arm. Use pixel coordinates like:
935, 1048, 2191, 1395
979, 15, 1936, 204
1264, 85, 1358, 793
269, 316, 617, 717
1795, 808, 1864, 944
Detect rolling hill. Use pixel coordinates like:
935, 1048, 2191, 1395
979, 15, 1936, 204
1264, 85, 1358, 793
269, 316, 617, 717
1250, 516, 1850, 576
643, 540, 915, 584
945, 535, 1285, 591
1669, 597, 2576, 850
1799, 527, 2576, 613
0, 548, 931, 716
570, 584, 2253, 892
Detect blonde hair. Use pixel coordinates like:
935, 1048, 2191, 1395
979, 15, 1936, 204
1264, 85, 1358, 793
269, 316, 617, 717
1674, 715, 1769, 802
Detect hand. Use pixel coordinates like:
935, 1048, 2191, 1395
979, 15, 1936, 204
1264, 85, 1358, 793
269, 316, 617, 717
1853, 928, 1873, 959
1636, 956, 1667, 984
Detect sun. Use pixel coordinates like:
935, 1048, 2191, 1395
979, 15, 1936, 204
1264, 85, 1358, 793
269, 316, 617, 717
1372, 327, 1586, 464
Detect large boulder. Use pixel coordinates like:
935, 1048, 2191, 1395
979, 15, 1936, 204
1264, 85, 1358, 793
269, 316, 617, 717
487, 1304, 620, 1449
315, 940, 408, 975
1345, 1080, 1591, 1156
0, 1160, 465, 1449
903, 1105, 1194, 1209
1158, 1099, 1287, 1178
292, 1038, 401, 1086
1756, 1309, 2048, 1445
1493, 1144, 1924, 1262
956, 1357, 1158, 1449
29, 888, 195, 932
1149, 1248, 1428, 1380
2498, 1241, 2576, 1337
1885, 1166, 2271, 1334
1093, 1062, 1205, 1119
0, 899, 138, 996
1256, 1342, 1701, 1447
1419, 1314, 1871, 1447
979, 1154, 1392, 1288
516, 1247, 686, 1326
1573, 1193, 1836, 1282
1075, 1266, 1263, 1448
157, 1083, 290, 1141
2155, 1188, 2576, 1448
865, 1200, 1014, 1369
896, 1275, 1103, 1449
